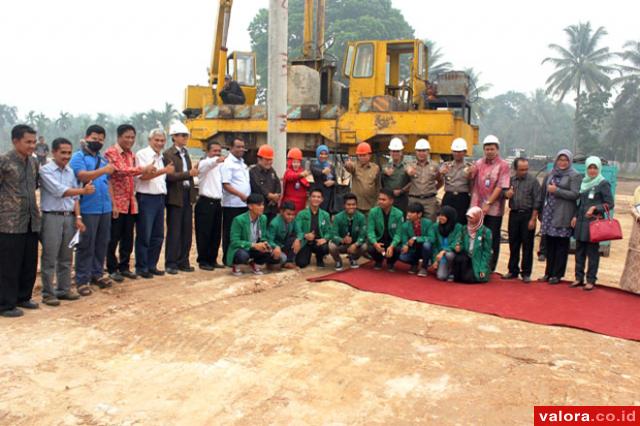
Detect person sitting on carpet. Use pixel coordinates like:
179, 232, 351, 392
267, 201, 299, 270
227, 194, 285, 276
397, 203, 434, 276
428, 206, 462, 281
329, 193, 368, 271
367, 189, 404, 271
452, 206, 493, 283
293, 188, 334, 268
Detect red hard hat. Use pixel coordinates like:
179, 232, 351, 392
356, 142, 372, 155
287, 147, 303, 160
257, 144, 274, 159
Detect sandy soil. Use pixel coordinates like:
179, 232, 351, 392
1, 187, 639, 425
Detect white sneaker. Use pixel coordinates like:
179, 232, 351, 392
250, 262, 264, 275
232, 265, 243, 276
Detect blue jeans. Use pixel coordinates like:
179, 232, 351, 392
75, 213, 111, 285
135, 194, 165, 273
399, 241, 432, 266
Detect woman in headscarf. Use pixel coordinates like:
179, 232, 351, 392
281, 148, 310, 213
428, 206, 462, 281
620, 186, 640, 294
538, 149, 582, 285
570, 156, 614, 291
452, 206, 493, 283
310, 144, 336, 211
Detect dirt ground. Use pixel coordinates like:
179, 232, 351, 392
1, 183, 639, 425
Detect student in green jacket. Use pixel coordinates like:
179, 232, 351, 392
267, 201, 298, 269
294, 188, 333, 268
329, 193, 368, 271
397, 203, 434, 276
367, 189, 404, 271
227, 193, 284, 276
452, 206, 492, 283
428, 206, 462, 281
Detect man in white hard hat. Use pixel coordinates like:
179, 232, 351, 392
440, 137, 475, 224
406, 138, 443, 221
163, 121, 198, 274
470, 134, 510, 272
381, 137, 411, 213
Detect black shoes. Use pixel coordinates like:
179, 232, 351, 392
150, 268, 165, 276
522, 275, 532, 283
109, 272, 125, 283
138, 271, 154, 279
199, 264, 215, 271
178, 266, 195, 272
58, 292, 80, 301
1, 308, 24, 318
166, 268, 178, 275
501, 273, 518, 280
121, 270, 138, 280
17, 300, 39, 309
548, 277, 560, 285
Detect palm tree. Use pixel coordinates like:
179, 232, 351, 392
25, 110, 37, 127
614, 40, 640, 85
465, 67, 493, 124
34, 113, 50, 135
56, 111, 73, 132
158, 102, 179, 129
0, 104, 18, 129
423, 39, 452, 78
542, 22, 616, 152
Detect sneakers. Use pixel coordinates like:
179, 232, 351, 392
335, 260, 344, 272
373, 262, 383, 271
417, 268, 428, 277
447, 275, 454, 282
231, 265, 243, 276
250, 262, 264, 275
349, 258, 359, 269
408, 265, 418, 275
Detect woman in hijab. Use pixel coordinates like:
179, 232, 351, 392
428, 206, 462, 281
310, 144, 336, 211
620, 186, 640, 293
282, 148, 310, 213
570, 156, 614, 291
539, 149, 582, 285
452, 206, 493, 283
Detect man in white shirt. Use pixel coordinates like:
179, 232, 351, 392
134, 129, 175, 278
195, 141, 225, 270
221, 137, 251, 262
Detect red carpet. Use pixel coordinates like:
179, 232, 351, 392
309, 263, 640, 341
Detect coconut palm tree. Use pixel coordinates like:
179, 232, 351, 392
56, 111, 73, 132
423, 39, 452, 79
0, 104, 18, 129
464, 67, 492, 124
542, 22, 616, 151
614, 40, 640, 85
25, 110, 37, 127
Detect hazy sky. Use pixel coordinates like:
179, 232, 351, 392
1, 0, 637, 118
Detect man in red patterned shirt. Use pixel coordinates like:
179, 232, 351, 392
104, 125, 154, 282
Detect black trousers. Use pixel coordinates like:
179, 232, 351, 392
107, 212, 136, 273
507, 210, 535, 276
222, 206, 248, 262
538, 235, 547, 257
442, 192, 471, 225
544, 235, 570, 279
0, 232, 38, 312
575, 241, 600, 283
195, 197, 223, 267
452, 252, 482, 284
368, 243, 401, 266
295, 242, 329, 268
484, 215, 503, 272
165, 191, 193, 269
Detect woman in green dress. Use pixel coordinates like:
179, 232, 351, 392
452, 206, 493, 283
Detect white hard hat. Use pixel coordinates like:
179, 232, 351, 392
482, 134, 500, 146
169, 121, 190, 136
451, 137, 468, 152
388, 137, 404, 151
415, 138, 431, 150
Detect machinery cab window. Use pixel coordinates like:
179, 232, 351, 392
227, 52, 256, 87
352, 43, 374, 78
343, 44, 355, 78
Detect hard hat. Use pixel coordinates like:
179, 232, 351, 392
388, 137, 404, 151
287, 147, 303, 160
257, 144, 274, 160
451, 137, 468, 152
483, 134, 500, 146
168, 121, 189, 136
356, 142, 372, 155
415, 138, 431, 150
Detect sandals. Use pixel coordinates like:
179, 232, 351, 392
77, 285, 92, 296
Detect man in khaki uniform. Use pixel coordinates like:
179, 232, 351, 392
345, 142, 380, 214
440, 137, 475, 224
406, 138, 442, 221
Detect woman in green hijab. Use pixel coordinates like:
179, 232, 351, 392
570, 156, 614, 291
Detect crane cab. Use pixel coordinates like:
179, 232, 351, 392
226, 51, 257, 105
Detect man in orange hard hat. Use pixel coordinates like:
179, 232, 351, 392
344, 142, 380, 215
250, 144, 281, 222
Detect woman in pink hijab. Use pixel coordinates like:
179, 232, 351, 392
452, 206, 493, 283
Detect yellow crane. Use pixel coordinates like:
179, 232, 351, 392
183, 0, 479, 158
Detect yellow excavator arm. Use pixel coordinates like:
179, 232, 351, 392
209, 0, 233, 94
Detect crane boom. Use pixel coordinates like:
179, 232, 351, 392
209, 0, 233, 88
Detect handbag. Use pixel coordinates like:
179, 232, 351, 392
589, 204, 623, 243
329, 154, 351, 215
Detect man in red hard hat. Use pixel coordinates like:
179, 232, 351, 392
345, 142, 380, 215
250, 144, 281, 222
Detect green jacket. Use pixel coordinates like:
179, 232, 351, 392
367, 206, 404, 247
331, 210, 367, 245
399, 218, 434, 247
226, 212, 268, 266
267, 214, 296, 249
429, 222, 463, 262
295, 207, 334, 248
458, 225, 493, 282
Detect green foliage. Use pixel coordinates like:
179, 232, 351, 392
607, 79, 640, 163
575, 91, 611, 156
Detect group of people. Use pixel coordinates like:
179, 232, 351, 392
0, 122, 620, 318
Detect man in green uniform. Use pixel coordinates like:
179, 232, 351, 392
294, 189, 334, 268
382, 137, 411, 213
367, 189, 404, 271
267, 201, 298, 269
329, 193, 367, 271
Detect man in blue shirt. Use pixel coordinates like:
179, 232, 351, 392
70, 125, 115, 296
39, 138, 94, 306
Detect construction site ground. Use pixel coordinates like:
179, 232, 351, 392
1, 181, 639, 425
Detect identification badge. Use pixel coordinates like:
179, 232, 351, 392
484, 178, 491, 188
391, 223, 397, 229
588, 190, 595, 200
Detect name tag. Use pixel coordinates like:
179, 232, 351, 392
588, 190, 595, 200
484, 178, 491, 188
